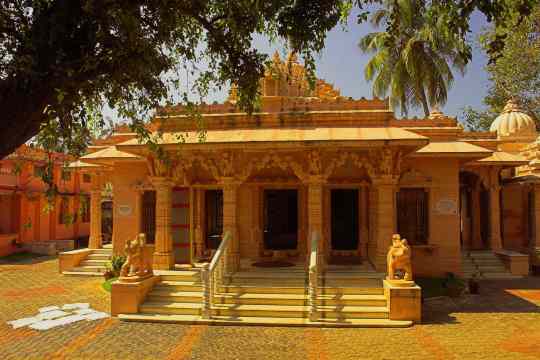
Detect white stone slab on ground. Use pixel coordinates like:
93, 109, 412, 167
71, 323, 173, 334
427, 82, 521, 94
35, 310, 70, 320
8, 303, 108, 331
62, 303, 90, 310
7, 317, 41, 329
74, 308, 96, 315
38, 306, 60, 313
82, 312, 109, 321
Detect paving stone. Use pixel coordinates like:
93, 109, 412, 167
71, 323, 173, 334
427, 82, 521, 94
0, 256, 539, 359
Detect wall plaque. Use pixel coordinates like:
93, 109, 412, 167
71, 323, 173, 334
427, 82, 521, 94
118, 205, 132, 216
435, 199, 457, 215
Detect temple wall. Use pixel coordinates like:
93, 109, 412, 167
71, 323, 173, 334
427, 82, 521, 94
111, 162, 148, 255
400, 158, 461, 277
502, 184, 527, 251
0, 195, 13, 234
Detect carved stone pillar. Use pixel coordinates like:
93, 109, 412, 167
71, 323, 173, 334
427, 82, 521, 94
222, 178, 240, 271
151, 177, 174, 270
250, 185, 263, 259
489, 185, 503, 251
359, 187, 369, 258
88, 173, 103, 249
372, 176, 398, 272
306, 175, 326, 267
533, 185, 540, 265
471, 181, 483, 249
194, 189, 205, 259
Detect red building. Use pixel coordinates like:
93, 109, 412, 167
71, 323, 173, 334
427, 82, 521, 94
0, 145, 91, 256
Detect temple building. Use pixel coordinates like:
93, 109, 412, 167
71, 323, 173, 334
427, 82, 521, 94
61, 53, 538, 326
0, 145, 91, 257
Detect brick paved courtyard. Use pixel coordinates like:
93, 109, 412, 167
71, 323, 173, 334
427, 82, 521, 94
0, 255, 539, 360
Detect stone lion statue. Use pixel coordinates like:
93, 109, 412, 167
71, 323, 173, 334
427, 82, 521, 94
386, 234, 412, 281
120, 233, 152, 278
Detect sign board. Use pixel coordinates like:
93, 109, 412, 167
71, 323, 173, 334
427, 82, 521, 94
435, 199, 457, 215
117, 204, 132, 216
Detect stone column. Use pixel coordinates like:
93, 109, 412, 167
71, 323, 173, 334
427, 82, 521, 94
372, 176, 398, 272
222, 178, 240, 271
250, 185, 263, 259
489, 185, 503, 251
533, 184, 540, 265
306, 176, 325, 267
471, 181, 483, 249
194, 189, 205, 259
359, 187, 369, 258
151, 177, 174, 270
88, 172, 103, 249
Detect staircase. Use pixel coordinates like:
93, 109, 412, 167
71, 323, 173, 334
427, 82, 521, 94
119, 263, 413, 327
62, 246, 113, 276
462, 251, 522, 279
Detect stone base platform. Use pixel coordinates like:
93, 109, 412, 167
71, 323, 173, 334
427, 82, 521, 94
118, 313, 412, 328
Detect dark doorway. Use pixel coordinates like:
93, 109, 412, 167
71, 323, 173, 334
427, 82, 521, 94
331, 189, 359, 250
205, 190, 223, 249
396, 188, 429, 245
264, 189, 298, 250
141, 191, 156, 244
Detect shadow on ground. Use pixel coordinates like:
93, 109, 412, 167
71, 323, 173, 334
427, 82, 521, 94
422, 276, 540, 325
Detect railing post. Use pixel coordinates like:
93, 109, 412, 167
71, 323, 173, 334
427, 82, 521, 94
308, 267, 318, 322
201, 264, 211, 319
308, 231, 319, 322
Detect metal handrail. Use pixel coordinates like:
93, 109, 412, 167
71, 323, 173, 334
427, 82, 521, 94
308, 230, 319, 321
201, 231, 231, 319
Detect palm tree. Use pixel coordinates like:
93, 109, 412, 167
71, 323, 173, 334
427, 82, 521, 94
359, 0, 469, 117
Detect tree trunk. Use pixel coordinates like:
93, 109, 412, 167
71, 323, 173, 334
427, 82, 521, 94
0, 82, 52, 159
420, 89, 430, 117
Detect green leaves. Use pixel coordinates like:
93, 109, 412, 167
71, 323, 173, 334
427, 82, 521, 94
359, 0, 470, 116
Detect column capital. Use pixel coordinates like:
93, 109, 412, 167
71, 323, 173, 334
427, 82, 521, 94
149, 176, 175, 189
489, 185, 502, 192
219, 177, 243, 189
304, 175, 326, 186
371, 175, 399, 186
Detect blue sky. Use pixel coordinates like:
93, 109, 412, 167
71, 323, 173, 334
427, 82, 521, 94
107, 8, 493, 123
248, 8, 492, 120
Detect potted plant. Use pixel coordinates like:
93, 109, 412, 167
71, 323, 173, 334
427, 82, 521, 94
468, 271, 480, 294
444, 272, 465, 298
103, 255, 126, 280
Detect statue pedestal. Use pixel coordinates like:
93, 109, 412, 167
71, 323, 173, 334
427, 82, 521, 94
383, 279, 422, 323
118, 273, 153, 283
111, 276, 159, 316
385, 279, 415, 288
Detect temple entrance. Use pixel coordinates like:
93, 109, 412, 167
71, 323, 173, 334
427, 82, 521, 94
263, 189, 298, 250
460, 171, 490, 250
331, 189, 359, 250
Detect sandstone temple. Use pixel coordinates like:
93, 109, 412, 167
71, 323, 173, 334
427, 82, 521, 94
60, 53, 539, 327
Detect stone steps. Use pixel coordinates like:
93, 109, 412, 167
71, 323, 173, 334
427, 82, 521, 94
140, 301, 389, 319
63, 248, 112, 277
118, 313, 412, 328
62, 270, 104, 277
461, 251, 521, 279
122, 266, 393, 327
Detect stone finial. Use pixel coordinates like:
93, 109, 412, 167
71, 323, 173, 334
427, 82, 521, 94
502, 98, 523, 114
489, 98, 536, 139
428, 105, 444, 120
387, 234, 413, 281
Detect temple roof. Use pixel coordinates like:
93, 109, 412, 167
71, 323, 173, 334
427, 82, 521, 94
474, 151, 528, 165
117, 127, 428, 151
414, 141, 492, 157
80, 146, 142, 165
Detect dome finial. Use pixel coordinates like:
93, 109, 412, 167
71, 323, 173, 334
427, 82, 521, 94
489, 98, 536, 140
428, 105, 444, 119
